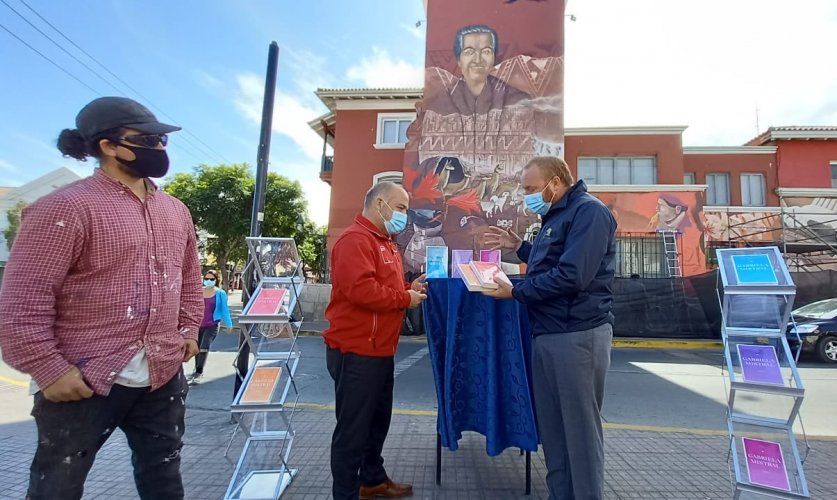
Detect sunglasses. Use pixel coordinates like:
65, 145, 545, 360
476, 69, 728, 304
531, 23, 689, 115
111, 133, 169, 148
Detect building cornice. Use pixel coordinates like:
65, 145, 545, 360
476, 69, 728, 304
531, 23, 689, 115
777, 187, 837, 197
683, 146, 777, 155
315, 88, 423, 111
588, 184, 706, 193
565, 126, 688, 136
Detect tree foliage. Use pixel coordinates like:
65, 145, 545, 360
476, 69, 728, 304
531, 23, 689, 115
163, 164, 326, 286
3, 200, 27, 252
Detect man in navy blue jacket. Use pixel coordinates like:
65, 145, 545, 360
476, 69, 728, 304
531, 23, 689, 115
485, 156, 616, 500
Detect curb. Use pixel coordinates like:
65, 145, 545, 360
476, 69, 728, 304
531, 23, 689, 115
612, 339, 722, 350
285, 403, 837, 441
292, 333, 724, 350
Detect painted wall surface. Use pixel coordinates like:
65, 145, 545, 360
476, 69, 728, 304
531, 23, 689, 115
593, 190, 707, 276
399, 0, 565, 272
327, 108, 413, 250
703, 194, 837, 270
775, 141, 837, 189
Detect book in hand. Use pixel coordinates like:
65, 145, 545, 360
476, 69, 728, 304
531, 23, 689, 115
457, 261, 512, 291
742, 437, 791, 491
246, 288, 288, 316
240, 366, 282, 404
737, 344, 784, 386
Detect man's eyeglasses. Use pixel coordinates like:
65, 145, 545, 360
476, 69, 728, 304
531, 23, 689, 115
111, 133, 168, 148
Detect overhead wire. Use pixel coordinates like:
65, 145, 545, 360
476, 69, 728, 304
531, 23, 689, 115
16, 0, 233, 165
5, 0, 232, 165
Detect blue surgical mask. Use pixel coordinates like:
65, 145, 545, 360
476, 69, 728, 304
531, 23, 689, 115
203, 279, 216, 287
524, 192, 550, 216
524, 181, 556, 216
380, 201, 408, 235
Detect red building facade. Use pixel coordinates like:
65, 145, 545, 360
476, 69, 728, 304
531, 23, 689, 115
311, 94, 837, 276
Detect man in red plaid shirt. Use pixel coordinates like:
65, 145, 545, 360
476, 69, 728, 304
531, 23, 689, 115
0, 97, 203, 500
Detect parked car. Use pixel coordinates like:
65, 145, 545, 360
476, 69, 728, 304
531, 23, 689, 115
786, 298, 837, 364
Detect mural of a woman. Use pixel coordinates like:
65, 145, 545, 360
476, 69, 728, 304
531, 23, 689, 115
401, 18, 564, 272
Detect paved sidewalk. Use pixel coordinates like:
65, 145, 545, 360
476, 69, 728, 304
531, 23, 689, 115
2, 378, 836, 499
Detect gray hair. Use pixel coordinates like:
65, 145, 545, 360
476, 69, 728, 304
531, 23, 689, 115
453, 25, 498, 59
364, 181, 402, 210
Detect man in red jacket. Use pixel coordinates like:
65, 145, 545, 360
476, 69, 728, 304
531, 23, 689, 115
324, 181, 426, 500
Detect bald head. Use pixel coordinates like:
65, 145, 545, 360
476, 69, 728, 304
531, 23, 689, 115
363, 181, 410, 234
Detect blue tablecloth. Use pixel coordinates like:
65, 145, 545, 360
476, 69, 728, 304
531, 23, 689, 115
423, 278, 539, 456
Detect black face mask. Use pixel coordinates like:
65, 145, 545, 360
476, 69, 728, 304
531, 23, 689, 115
117, 143, 170, 178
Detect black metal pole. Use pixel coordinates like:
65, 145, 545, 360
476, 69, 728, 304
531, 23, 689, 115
235, 41, 280, 399
436, 433, 442, 485
525, 451, 531, 495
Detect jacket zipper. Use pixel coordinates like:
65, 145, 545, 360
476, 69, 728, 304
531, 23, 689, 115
370, 312, 378, 350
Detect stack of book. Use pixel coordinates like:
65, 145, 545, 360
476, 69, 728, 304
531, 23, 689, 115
423, 245, 511, 291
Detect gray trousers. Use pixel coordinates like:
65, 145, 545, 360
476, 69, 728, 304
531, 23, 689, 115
533, 323, 613, 500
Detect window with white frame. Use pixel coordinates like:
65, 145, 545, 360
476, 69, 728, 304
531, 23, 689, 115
831, 162, 837, 188
706, 173, 730, 205
740, 173, 766, 207
577, 157, 656, 185
683, 173, 695, 185
375, 113, 415, 148
372, 171, 403, 186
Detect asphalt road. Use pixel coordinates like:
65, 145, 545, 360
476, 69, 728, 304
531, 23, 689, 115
2, 333, 835, 437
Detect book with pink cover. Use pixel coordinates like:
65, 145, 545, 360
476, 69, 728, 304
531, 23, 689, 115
457, 263, 487, 292
247, 288, 287, 316
480, 249, 501, 265
468, 261, 512, 290
742, 437, 790, 491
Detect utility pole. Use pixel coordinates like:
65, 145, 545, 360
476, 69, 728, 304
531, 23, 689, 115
235, 41, 279, 398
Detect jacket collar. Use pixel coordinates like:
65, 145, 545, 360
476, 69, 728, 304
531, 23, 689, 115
549, 179, 588, 213
355, 214, 391, 241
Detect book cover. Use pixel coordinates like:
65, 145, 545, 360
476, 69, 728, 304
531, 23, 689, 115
469, 261, 512, 289
451, 250, 473, 279
731, 254, 778, 285
457, 263, 487, 292
247, 288, 287, 316
480, 249, 501, 265
240, 366, 282, 404
737, 344, 784, 386
426, 246, 449, 278
742, 437, 791, 491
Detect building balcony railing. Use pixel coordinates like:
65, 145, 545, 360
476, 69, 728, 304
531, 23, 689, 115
321, 155, 334, 173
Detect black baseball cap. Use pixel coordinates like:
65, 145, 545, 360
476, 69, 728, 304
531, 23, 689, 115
75, 96, 181, 140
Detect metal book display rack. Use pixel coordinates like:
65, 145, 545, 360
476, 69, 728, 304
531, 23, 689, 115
224, 237, 305, 500
716, 247, 810, 499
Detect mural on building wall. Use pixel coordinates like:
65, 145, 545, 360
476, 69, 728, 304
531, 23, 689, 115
399, 0, 565, 272
703, 195, 837, 271
594, 191, 707, 276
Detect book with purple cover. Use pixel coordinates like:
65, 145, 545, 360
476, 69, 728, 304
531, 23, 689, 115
742, 437, 790, 491
451, 250, 473, 279
480, 249, 501, 265
737, 344, 784, 386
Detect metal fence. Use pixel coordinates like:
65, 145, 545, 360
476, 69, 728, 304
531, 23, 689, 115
614, 232, 671, 278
